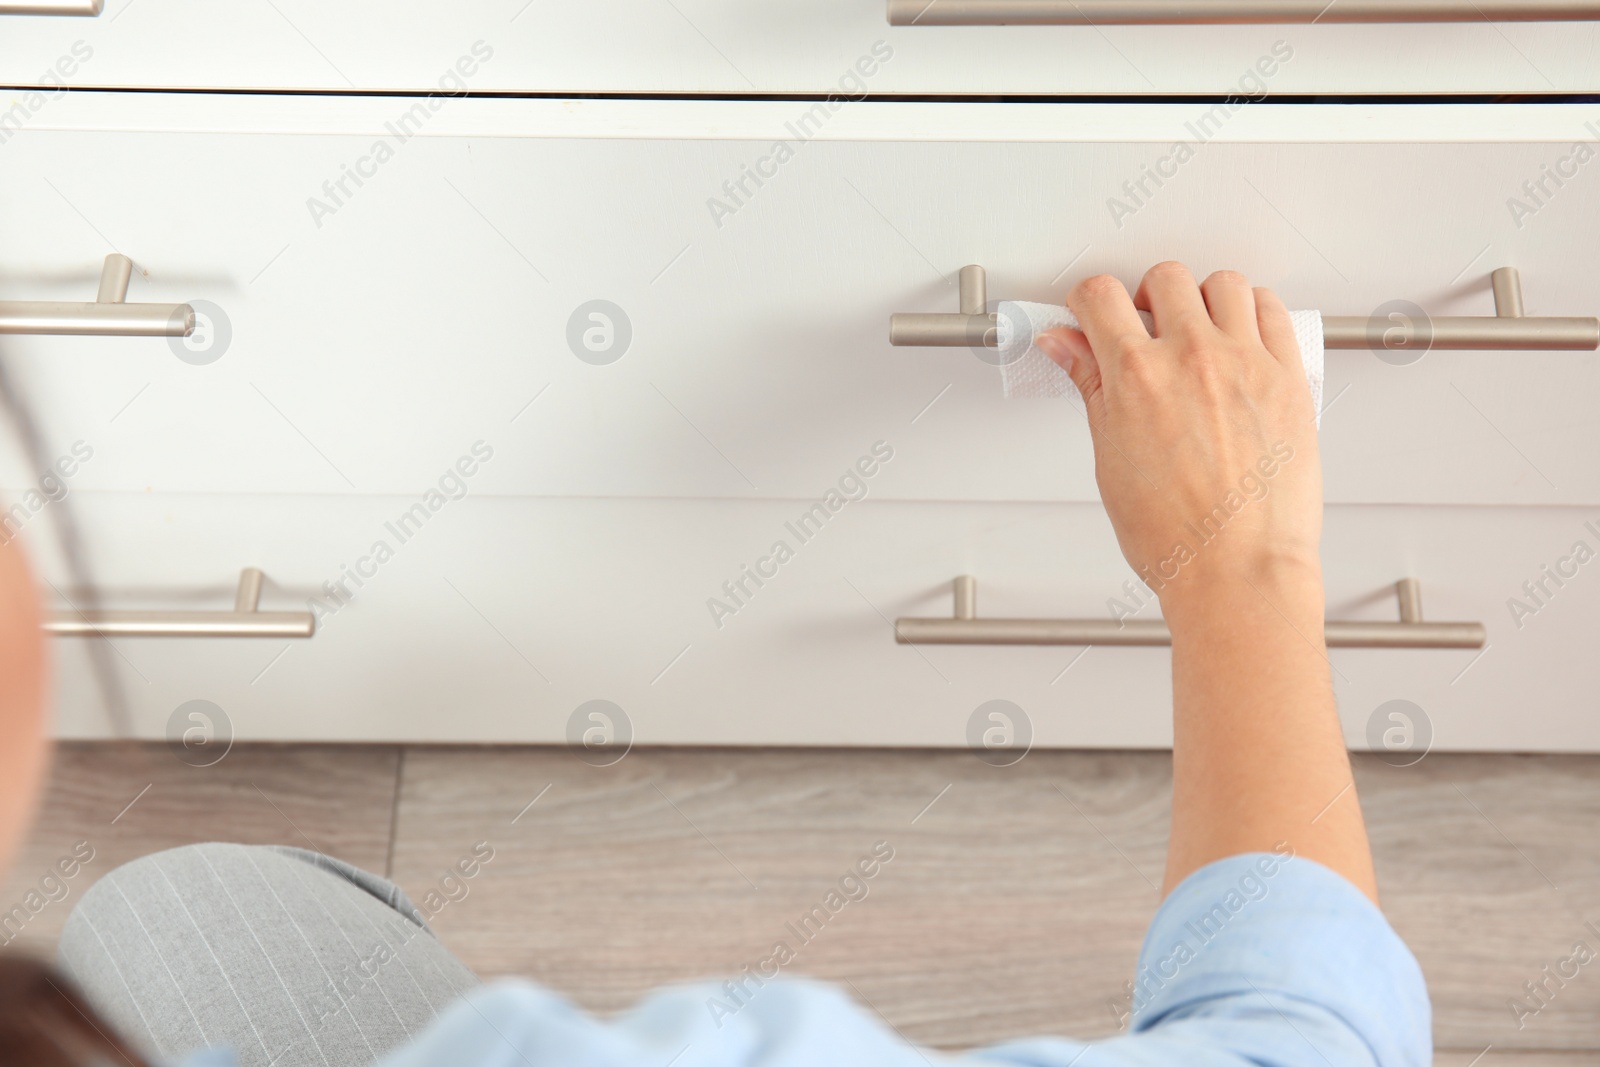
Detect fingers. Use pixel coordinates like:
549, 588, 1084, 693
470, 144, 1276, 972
1065, 273, 1149, 375
1200, 270, 1260, 342
1133, 261, 1209, 337
1036, 327, 1104, 414
1253, 286, 1302, 371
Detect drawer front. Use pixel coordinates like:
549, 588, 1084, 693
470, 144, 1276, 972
0, 2, 1597, 95
36, 492, 1600, 751
2, 96, 1598, 506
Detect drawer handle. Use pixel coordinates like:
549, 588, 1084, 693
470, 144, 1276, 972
895, 576, 1486, 648
888, 1, 1600, 24
888, 264, 1600, 352
0, 254, 196, 337
46, 568, 316, 638
0, 0, 102, 13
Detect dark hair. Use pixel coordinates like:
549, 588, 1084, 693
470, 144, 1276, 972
0, 955, 152, 1066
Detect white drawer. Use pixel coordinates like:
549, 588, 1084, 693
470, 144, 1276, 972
1, 95, 1598, 506
0, 2, 1597, 95
33, 492, 1600, 751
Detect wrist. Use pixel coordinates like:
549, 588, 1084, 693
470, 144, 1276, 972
1154, 551, 1324, 632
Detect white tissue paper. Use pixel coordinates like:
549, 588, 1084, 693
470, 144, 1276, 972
995, 300, 1325, 426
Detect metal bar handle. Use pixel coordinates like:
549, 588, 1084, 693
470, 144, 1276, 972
46, 568, 316, 638
895, 576, 1486, 649
888, 1, 1600, 24
889, 265, 1600, 352
0, 1, 102, 13
0, 254, 195, 337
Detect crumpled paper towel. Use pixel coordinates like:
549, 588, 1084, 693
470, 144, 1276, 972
994, 300, 1324, 425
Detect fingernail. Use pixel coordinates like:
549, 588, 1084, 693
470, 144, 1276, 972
1035, 332, 1074, 371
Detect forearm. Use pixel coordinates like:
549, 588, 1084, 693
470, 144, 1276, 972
1040, 263, 1379, 906
1160, 557, 1377, 903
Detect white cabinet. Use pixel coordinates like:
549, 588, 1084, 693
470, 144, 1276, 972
1, 95, 1597, 506
0, 1, 1597, 95
1, 89, 1593, 748
37, 491, 1600, 751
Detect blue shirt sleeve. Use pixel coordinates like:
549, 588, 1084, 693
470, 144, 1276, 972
1120, 848, 1431, 1066
368, 852, 1429, 1067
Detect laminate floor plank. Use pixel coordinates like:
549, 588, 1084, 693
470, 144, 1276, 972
390, 746, 1168, 1048
0, 741, 401, 957
7, 743, 1596, 1058
390, 748, 1600, 1053
1356, 755, 1600, 1051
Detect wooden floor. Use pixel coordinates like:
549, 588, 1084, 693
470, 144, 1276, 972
4, 743, 1597, 1066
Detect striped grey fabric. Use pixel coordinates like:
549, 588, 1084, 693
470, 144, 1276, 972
57, 843, 478, 1067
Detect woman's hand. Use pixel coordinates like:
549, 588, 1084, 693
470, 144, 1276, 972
1038, 262, 1376, 903
1035, 262, 1323, 623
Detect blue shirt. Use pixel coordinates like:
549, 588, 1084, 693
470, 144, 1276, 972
374, 852, 1431, 1067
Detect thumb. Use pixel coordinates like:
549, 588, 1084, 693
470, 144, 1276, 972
1036, 328, 1105, 415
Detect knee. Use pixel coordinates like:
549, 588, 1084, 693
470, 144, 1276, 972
68, 842, 257, 909
58, 842, 270, 972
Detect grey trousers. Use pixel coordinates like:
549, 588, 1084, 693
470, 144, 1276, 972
57, 843, 479, 1067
